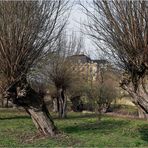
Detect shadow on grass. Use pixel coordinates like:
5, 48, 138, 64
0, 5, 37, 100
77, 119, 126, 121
62, 119, 129, 134
138, 124, 148, 142
0, 116, 30, 120
54, 113, 96, 120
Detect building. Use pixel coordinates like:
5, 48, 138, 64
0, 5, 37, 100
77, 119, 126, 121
68, 54, 109, 82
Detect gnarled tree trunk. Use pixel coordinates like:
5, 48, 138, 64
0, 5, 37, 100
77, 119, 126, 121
26, 106, 57, 136
4, 79, 57, 136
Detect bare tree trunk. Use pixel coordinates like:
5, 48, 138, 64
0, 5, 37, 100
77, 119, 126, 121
57, 88, 67, 118
138, 107, 148, 119
122, 85, 148, 119
5, 80, 58, 136
1, 99, 3, 108
6, 98, 8, 108
52, 97, 58, 112
0, 94, 4, 108
62, 94, 67, 118
136, 102, 148, 119
26, 106, 57, 136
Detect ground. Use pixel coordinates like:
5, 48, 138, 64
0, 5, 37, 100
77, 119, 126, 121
0, 109, 147, 147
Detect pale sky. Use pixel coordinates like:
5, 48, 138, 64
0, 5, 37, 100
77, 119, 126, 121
67, 0, 98, 59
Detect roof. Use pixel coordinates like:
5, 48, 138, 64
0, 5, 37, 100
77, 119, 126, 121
67, 54, 109, 65
67, 54, 91, 64
92, 59, 109, 65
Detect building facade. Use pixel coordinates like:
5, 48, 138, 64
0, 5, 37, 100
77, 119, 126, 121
68, 54, 109, 82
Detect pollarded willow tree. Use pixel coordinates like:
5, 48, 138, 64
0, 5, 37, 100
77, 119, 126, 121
31, 31, 83, 119
0, 0, 70, 136
81, 0, 148, 117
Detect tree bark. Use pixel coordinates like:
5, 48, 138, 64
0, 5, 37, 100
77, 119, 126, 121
122, 84, 148, 119
57, 88, 67, 118
26, 106, 57, 136
138, 107, 148, 119
1, 99, 3, 108
135, 99, 148, 119
6, 98, 8, 108
4, 80, 58, 136
0, 94, 4, 108
52, 97, 58, 112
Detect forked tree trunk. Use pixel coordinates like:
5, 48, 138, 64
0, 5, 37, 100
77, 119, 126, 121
4, 80, 58, 136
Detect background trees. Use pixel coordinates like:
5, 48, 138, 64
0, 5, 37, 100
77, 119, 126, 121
32, 31, 83, 118
81, 0, 148, 117
85, 64, 118, 120
0, 0, 70, 136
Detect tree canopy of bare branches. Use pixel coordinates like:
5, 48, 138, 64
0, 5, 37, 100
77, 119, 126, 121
0, 0, 69, 85
0, 0, 70, 136
81, 0, 148, 116
30, 30, 84, 118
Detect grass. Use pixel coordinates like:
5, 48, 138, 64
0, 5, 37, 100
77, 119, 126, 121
0, 109, 148, 147
110, 104, 138, 116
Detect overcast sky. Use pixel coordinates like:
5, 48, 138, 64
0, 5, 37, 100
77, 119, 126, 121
67, 1, 98, 59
